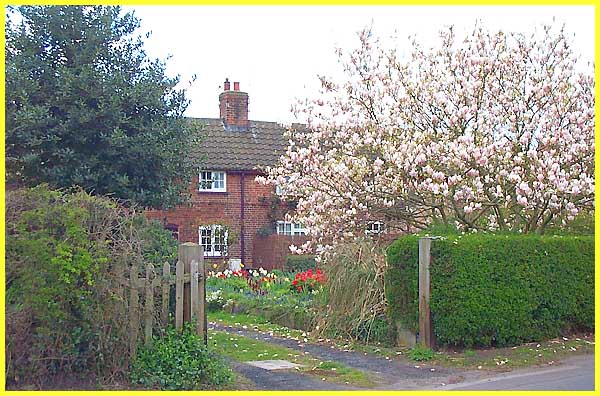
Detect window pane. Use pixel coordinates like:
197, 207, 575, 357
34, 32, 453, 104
199, 227, 212, 255
214, 172, 223, 181
210, 225, 228, 256
200, 171, 213, 190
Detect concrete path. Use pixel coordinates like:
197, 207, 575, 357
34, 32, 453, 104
228, 359, 359, 391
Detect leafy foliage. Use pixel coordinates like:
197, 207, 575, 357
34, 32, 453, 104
386, 233, 594, 348
5, 6, 202, 208
5, 185, 176, 387
409, 345, 434, 361
130, 324, 233, 390
138, 218, 178, 265
285, 254, 316, 272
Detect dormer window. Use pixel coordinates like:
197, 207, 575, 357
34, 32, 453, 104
199, 171, 226, 192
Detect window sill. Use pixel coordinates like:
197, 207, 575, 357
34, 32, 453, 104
197, 191, 229, 195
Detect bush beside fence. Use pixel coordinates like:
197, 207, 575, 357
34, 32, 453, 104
386, 233, 594, 348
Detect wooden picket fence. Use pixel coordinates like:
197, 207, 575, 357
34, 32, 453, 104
129, 243, 206, 357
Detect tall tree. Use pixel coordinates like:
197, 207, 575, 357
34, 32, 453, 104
6, 6, 201, 208
259, 24, 594, 254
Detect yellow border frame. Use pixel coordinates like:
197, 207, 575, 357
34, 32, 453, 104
1, 2, 597, 396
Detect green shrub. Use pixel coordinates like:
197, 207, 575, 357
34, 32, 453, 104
5, 185, 175, 386
409, 345, 434, 361
130, 324, 233, 390
285, 255, 316, 272
386, 233, 594, 348
139, 219, 178, 265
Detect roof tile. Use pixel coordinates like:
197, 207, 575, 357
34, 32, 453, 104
191, 118, 292, 171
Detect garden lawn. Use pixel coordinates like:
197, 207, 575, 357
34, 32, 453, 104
209, 330, 377, 387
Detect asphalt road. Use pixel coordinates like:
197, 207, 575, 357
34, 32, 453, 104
438, 354, 594, 391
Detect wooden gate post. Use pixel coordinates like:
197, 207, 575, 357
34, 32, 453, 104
199, 245, 207, 345
176, 243, 206, 343
190, 247, 207, 344
418, 237, 435, 349
179, 242, 200, 324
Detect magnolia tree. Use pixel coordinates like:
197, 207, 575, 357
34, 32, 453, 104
258, 24, 595, 254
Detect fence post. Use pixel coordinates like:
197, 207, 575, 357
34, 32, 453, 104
198, 245, 207, 345
177, 243, 203, 333
161, 262, 170, 326
190, 259, 199, 329
179, 243, 201, 324
418, 237, 434, 349
175, 258, 184, 330
144, 263, 154, 346
129, 265, 140, 358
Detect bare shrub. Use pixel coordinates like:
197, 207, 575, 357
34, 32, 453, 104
313, 238, 390, 344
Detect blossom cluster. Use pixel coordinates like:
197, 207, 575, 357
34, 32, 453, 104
258, 23, 594, 255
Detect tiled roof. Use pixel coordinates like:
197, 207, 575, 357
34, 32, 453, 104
191, 118, 293, 172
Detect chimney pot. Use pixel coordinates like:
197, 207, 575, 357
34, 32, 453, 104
223, 78, 230, 91
233, 82, 240, 91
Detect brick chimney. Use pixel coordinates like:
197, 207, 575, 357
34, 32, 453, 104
219, 78, 249, 129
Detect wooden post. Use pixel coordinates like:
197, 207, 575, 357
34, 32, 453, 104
129, 265, 140, 358
198, 245, 207, 345
190, 259, 199, 325
175, 259, 184, 330
144, 263, 154, 345
161, 262, 170, 326
179, 243, 201, 325
418, 237, 434, 349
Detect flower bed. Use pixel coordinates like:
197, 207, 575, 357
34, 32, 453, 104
206, 267, 325, 331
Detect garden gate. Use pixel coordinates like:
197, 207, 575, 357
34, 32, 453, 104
129, 242, 206, 357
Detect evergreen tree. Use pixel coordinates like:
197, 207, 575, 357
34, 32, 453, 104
6, 6, 201, 208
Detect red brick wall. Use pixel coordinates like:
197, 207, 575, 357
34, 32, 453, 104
146, 171, 280, 268
219, 90, 249, 128
253, 234, 309, 270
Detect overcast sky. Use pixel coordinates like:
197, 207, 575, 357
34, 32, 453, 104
125, 5, 595, 124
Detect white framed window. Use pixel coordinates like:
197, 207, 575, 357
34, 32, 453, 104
366, 221, 385, 235
199, 225, 228, 257
276, 221, 307, 236
199, 171, 226, 192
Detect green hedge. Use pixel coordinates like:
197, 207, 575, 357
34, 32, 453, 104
386, 233, 594, 348
285, 255, 316, 272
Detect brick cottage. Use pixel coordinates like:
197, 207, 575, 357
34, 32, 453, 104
146, 79, 308, 270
